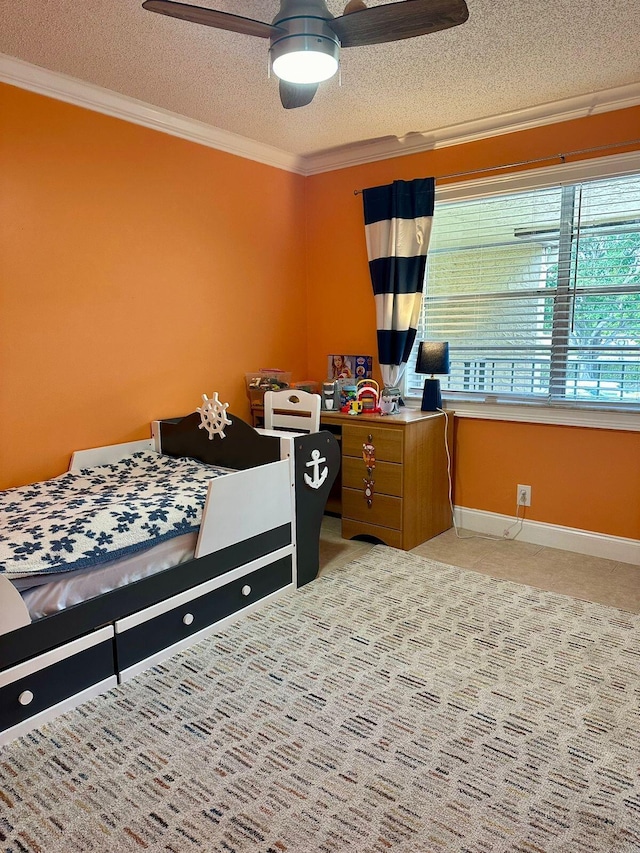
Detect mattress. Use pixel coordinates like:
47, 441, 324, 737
0, 452, 231, 582
20, 533, 198, 620
2, 452, 236, 621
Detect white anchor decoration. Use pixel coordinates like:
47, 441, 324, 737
304, 448, 329, 490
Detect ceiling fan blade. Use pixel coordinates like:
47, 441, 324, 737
279, 80, 319, 110
330, 0, 469, 48
142, 0, 283, 39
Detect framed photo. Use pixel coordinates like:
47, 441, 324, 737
327, 355, 372, 381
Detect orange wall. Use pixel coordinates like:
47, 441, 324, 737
2, 81, 639, 540
0, 83, 307, 488
305, 107, 640, 540
454, 419, 640, 540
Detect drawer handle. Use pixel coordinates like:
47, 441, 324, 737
18, 690, 34, 706
241, 584, 252, 597
363, 476, 375, 508
362, 439, 376, 472
182, 612, 195, 626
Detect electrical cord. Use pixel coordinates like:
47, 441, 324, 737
438, 407, 525, 542
502, 498, 526, 540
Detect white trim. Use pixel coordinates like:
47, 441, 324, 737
440, 400, 640, 432
0, 55, 304, 175
195, 459, 292, 558
433, 151, 640, 202
118, 583, 293, 682
151, 421, 162, 453
114, 547, 292, 632
403, 397, 640, 431
280, 434, 298, 588
0, 676, 119, 747
255, 427, 305, 438
0, 625, 114, 687
303, 83, 640, 175
2, 54, 639, 177
0, 574, 31, 634
454, 506, 640, 566
69, 438, 156, 470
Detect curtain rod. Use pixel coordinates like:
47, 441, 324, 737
352, 138, 640, 195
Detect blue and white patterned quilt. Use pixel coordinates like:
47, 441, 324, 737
0, 452, 230, 580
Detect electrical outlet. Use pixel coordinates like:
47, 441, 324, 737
517, 484, 531, 507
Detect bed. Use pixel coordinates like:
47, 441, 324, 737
0, 401, 340, 745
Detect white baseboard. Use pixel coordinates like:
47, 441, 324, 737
454, 506, 640, 566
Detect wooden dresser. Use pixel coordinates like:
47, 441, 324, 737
320, 408, 453, 550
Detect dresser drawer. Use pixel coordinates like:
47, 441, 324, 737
115, 557, 292, 671
342, 487, 402, 530
341, 456, 402, 497
342, 423, 403, 464
342, 518, 404, 549
0, 627, 115, 732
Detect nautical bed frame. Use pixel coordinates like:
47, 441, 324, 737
0, 407, 340, 745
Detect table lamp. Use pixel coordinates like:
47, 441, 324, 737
416, 341, 450, 411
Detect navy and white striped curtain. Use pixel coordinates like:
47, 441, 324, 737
362, 177, 435, 388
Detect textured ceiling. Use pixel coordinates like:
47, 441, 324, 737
2, 0, 640, 158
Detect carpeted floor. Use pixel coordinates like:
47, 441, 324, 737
1, 546, 639, 853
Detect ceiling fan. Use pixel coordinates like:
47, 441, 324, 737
142, 0, 469, 109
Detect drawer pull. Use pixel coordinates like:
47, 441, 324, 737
241, 585, 252, 597
363, 476, 375, 508
18, 690, 34, 706
362, 439, 376, 472
182, 612, 195, 626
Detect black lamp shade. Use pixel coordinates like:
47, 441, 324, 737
416, 342, 450, 412
416, 341, 450, 376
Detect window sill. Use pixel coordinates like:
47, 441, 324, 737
404, 396, 640, 432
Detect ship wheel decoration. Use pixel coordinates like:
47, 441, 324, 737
197, 392, 232, 440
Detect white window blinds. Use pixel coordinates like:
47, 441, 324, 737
405, 171, 640, 408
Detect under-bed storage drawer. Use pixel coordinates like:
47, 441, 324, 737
0, 626, 115, 734
115, 556, 292, 672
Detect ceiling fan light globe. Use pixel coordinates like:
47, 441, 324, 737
272, 49, 338, 84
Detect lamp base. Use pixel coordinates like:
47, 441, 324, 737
421, 378, 442, 411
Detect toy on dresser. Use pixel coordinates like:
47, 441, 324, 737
321, 381, 339, 411
380, 388, 401, 415
340, 379, 381, 415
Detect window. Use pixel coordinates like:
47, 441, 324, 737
405, 164, 640, 410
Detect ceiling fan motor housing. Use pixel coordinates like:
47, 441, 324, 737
270, 0, 340, 84
141, 0, 471, 106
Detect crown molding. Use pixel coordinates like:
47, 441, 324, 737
2, 54, 639, 178
302, 81, 640, 175
0, 54, 306, 175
